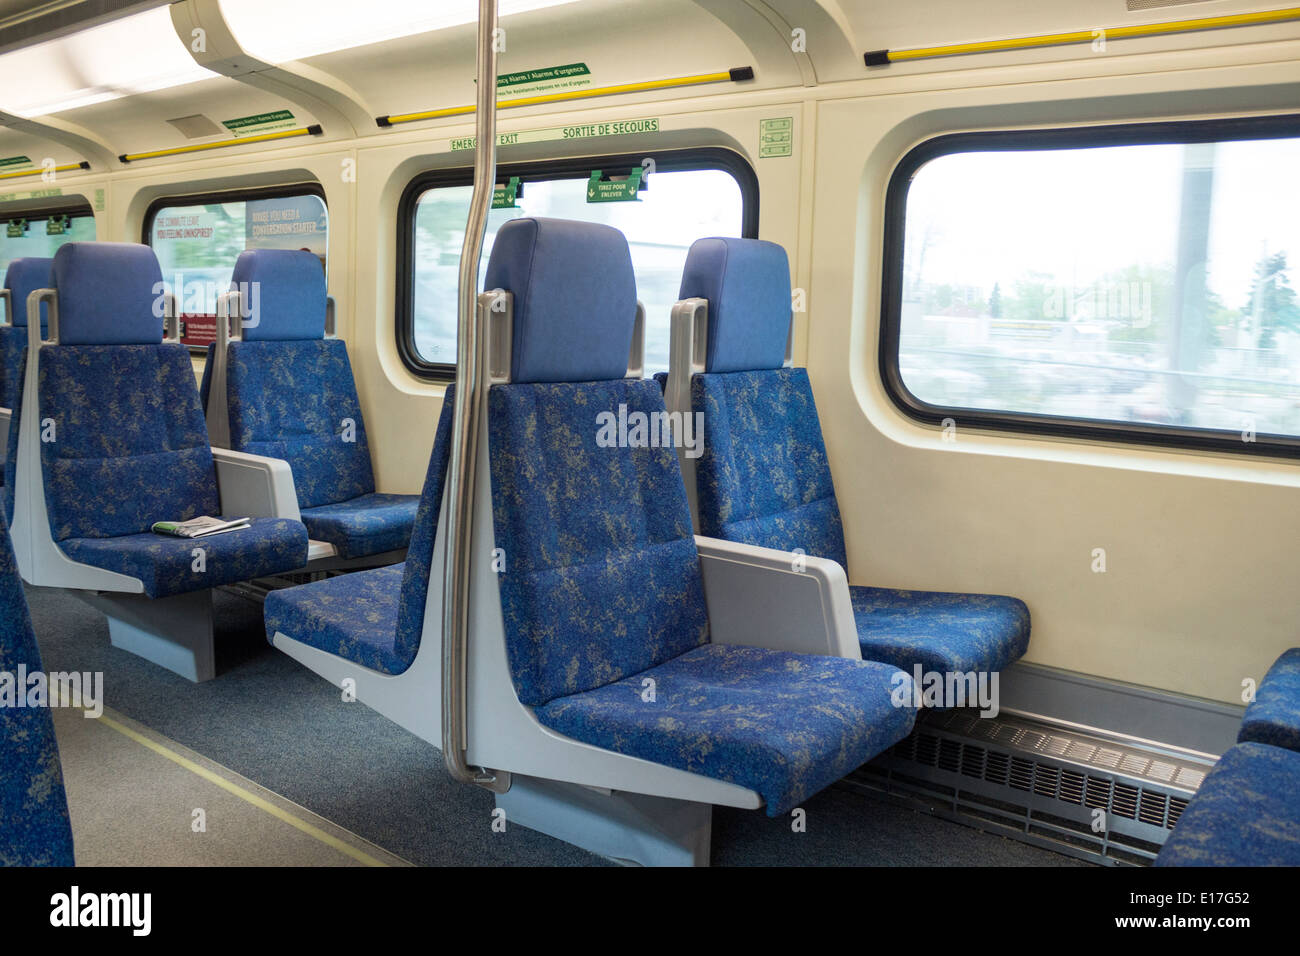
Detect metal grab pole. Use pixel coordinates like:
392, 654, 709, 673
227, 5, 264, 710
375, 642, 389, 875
441, 0, 504, 790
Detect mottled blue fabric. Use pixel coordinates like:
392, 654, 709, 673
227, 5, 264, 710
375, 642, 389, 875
1156, 742, 1300, 867
264, 564, 405, 673
0, 513, 74, 866
51, 243, 163, 346
652, 371, 667, 393
483, 218, 638, 384
227, 338, 376, 510
0, 325, 24, 412
490, 378, 707, 706
265, 389, 457, 675
2, 349, 23, 525
693, 367, 848, 567
678, 237, 791, 374
536, 643, 916, 817
1239, 648, 1300, 753
4, 257, 52, 333
229, 249, 327, 342
849, 587, 1031, 674
39, 344, 218, 541
61, 518, 307, 600
300, 493, 419, 559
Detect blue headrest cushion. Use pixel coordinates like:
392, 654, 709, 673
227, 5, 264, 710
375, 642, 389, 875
678, 237, 791, 373
484, 217, 637, 383
230, 249, 327, 342
52, 243, 164, 346
4, 257, 52, 330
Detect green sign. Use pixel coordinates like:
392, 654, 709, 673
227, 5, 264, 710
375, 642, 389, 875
46, 215, 68, 236
586, 167, 643, 204
498, 62, 590, 92
6, 220, 25, 238
0, 155, 32, 169
222, 109, 295, 137
759, 117, 793, 158
492, 176, 521, 209
94, 188, 105, 212
0, 188, 62, 203
450, 117, 659, 152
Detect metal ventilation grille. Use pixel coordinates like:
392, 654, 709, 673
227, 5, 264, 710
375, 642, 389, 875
847, 710, 1216, 866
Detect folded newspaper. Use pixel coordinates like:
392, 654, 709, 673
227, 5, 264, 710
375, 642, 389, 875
151, 516, 251, 538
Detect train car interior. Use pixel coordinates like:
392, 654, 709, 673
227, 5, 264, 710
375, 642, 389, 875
0, 0, 1297, 902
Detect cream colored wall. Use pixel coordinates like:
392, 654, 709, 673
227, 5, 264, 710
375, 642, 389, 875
0, 6, 1296, 705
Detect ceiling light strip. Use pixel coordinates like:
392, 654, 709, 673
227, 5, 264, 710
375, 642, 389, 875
0, 161, 89, 181
377, 66, 754, 127
119, 125, 324, 163
863, 5, 1300, 64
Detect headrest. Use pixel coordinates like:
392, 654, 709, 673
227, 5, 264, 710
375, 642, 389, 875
52, 243, 165, 346
229, 249, 327, 342
678, 237, 791, 374
4, 257, 52, 330
484, 217, 637, 383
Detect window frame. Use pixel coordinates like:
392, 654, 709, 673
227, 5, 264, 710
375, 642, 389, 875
396, 146, 760, 380
142, 182, 328, 354
0, 199, 97, 263
880, 113, 1300, 461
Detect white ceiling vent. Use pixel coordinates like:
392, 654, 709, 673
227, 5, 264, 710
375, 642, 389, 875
166, 114, 225, 139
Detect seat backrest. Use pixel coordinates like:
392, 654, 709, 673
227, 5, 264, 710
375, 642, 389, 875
393, 383, 456, 667
0, 511, 74, 865
39, 242, 219, 541
486, 218, 707, 707
224, 249, 376, 509
0, 257, 51, 410
679, 237, 848, 567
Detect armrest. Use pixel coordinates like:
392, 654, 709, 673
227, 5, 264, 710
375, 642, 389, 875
211, 447, 301, 521
695, 535, 860, 659
0, 406, 9, 461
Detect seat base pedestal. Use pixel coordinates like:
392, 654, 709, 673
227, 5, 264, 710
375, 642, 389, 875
76, 589, 216, 682
497, 774, 712, 867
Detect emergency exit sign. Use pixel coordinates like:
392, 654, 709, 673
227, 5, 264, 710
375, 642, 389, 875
759, 117, 793, 158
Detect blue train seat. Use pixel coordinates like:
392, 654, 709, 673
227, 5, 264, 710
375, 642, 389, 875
0, 257, 52, 525
0, 510, 74, 866
1238, 648, 1300, 753
1155, 741, 1300, 866
207, 249, 418, 563
9, 242, 309, 681
263, 386, 456, 741
460, 218, 916, 865
666, 237, 1030, 677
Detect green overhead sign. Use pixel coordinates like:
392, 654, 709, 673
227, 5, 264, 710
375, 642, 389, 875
450, 117, 660, 152
492, 176, 521, 209
6, 220, 25, 238
586, 167, 643, 204
497, 62, 590, 92
759, 117, 793, 158
0, 155, 32, 169
222, 109, 296, 137
46, 215, 68, 236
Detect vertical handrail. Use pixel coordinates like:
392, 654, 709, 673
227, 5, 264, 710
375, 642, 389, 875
441, 0, 503, 789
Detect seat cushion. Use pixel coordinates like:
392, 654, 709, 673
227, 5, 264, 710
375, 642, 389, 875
693, 367, 848, 568
264, 564, 407, 674
536, 642, 915, 817
227, 338, 376, 509
1239, 648, 1300, 752
59, 517, 308, 599
1, 512, 74, 866
1156, 742, 1300, 867
2, 348, 24, 526
850, 586, 1031, 674
300, 492, 420, 560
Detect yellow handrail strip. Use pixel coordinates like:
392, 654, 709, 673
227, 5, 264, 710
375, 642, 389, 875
864, 6, 1300, 64
120, 125, 323, 163
0, 161, 89, 181
378, 67, 753, 127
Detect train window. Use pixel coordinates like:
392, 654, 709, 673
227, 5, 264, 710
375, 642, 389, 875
0, 206, 96, 279
399, 149, 757, 377
882, 116, 1300, 458
145, 186, 327, 349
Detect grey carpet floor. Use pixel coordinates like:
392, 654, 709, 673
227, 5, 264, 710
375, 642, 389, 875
28, 584, 1083, 867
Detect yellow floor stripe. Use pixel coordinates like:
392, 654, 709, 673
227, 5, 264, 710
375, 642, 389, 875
56, 687, 392, 867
